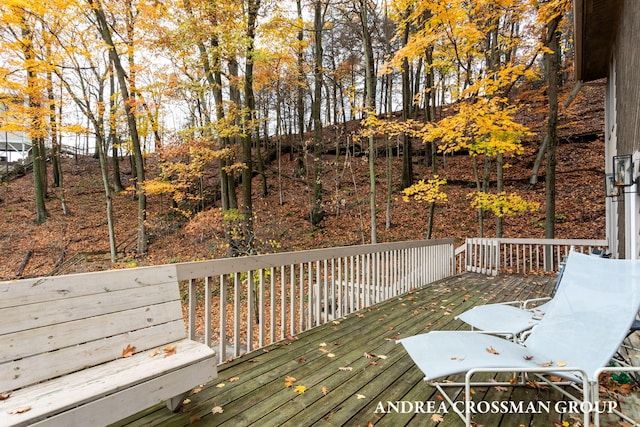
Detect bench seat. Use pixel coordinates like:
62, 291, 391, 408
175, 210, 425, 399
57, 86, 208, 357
0, 339, 216, 427
0, 265, 217, 426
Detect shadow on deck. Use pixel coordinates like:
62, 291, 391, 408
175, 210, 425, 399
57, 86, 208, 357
113, 273, 638, 427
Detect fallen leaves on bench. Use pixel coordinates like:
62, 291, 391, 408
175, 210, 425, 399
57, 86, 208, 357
0, 392, 10, 400
7, 406, 31, 415
163, 345, 177, 358
122, 344, 136, 358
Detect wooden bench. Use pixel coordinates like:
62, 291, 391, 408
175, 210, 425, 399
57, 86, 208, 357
0, 265, 217, 426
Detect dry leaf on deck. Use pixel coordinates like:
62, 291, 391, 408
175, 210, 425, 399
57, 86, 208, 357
431, 414, 444, 422
339, 366, 353, 371
229, 377, 239, 382
356, 394, 366, 399
294, 385, 307, 394
327, 353, 335, 358
321, 386, 329, 396
284, 376, 296, 387
122, 344, 136, 358
216, 383, 225, 388
0, 392, 10, 401
211, 406, 224, 415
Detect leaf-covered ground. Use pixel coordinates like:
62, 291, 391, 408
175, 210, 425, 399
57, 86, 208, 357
0, 83, 606, 280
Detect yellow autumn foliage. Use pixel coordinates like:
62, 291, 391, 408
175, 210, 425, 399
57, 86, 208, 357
402, 176, 447, 204
468, 191, 540, 218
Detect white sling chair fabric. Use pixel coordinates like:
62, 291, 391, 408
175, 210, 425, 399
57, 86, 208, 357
399, 252, 640, 384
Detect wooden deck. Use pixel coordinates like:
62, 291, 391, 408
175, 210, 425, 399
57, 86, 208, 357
113, 272, 638, 427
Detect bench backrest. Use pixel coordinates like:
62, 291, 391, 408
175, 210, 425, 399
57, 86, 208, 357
0, 265, 185, 392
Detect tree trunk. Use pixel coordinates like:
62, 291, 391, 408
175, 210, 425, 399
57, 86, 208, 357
544, 17, 562, 242
21, 17, 48, 224
400, 20, 413, 189
360, 0, 376, 244
89, 0, 147, 254
109, 67, 123, 193
310, 0, 325, 226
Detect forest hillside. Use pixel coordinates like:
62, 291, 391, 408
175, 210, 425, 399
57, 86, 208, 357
0, 82, 606, 280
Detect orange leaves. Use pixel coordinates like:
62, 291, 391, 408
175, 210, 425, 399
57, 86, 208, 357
0, 392, 11, 401
284, 375, 307, 395
284, 376, 296, 388
163, 345, 177, 358
7, 406, 31, 415
122, 344, 136, 358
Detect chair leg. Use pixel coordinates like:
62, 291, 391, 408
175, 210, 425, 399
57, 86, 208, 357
166, 391, 190, 412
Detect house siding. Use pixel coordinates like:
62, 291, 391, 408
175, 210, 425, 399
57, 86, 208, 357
613, 0, 640, 258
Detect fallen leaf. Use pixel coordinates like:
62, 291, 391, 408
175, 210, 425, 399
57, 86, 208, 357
327, 353, 335, 358
229, 377, 240, 382
150, 348, 162, 357
190, 416, 201, 424
319, 347, 330, 354
388, 325, 395, 331
378, 354, 388, 360
294, 385, 307, 394
321, 386, 329, 396
431, 414, 444, 422
211, 406, 224, 414
369, 361, 378, 366
486, 346, 500, 355
319, 342, 327, 347
216, 383, 225, 388
356, 313, 365, 318
356, 394, 366, 399
7, 406, 31, 414
332, 320, 341, 325
183, 398, 191, 405
284, 376, 296, 387
339, 366, 353, 371
523, 355, 534, 360
192, 386, 203, 394
364, 352, 377, 359
556, 361, 567, 367
122, 344, 136, 358
539, 361, 553, 367
164, 345, 177, 358
0, 392, 10, 401
298, 357, 307, 363
494, 386, 509, 392
451, 356, 465, 361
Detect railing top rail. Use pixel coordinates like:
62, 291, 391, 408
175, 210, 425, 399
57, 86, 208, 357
493, 238, 608, 246
175, 238, 455, 281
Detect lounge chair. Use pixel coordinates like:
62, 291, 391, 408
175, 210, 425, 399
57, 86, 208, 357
455, 251, 608, 338
398, 252, 640, 426
453, 265, 564, 337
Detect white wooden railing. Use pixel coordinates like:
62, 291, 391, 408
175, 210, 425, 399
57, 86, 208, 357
455, 238, 609, 275
175, 239, 455, 364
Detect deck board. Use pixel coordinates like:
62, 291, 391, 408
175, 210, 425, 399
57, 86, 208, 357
112, 272, 637, 427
